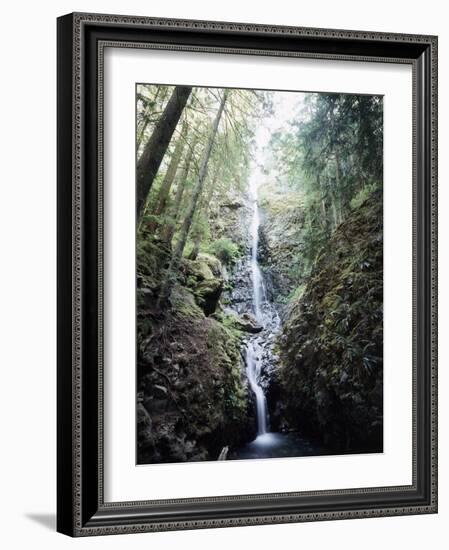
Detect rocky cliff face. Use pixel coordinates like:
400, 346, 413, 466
136, 184, 269, 464
276, 192, 383, 452
209, 194, 249, 251
137, 236, 256, 464
258, 185, 305, 304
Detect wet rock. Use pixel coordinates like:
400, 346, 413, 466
220, 201, 244, 209
234, 312, 263, 333
224, 259, 255, 313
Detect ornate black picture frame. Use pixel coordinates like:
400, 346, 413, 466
57, 12, 438, 536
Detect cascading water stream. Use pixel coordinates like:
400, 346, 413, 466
229, 173, 322, 460
226, 111, 323, 461
246, 172, 271, 435
245, 343, 268, 434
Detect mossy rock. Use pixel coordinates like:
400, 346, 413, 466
278, 191, 383, 453
183, 258, 214, 282
194, 278, 223, 316
197, 253, 222, 277
232, 312, 263, 333
171, 285, 204, 320
136, 237, 171, 290
137, 299, 254, 464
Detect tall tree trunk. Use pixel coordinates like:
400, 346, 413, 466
329, 181, 338, 231
317, 175, 328, 231
188, 169, 219, 260
158, 90, 228, 303
320, 198, 327, 229
161, 136, 198, 246
146, 120, 188, 231
136, 85, 192, 220
334, 150, 343, 224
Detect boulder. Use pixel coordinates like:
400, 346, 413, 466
197, 253, 223, 277
234, 312, 263, 333
183, 259, 214, 281
194, 278, 223, 316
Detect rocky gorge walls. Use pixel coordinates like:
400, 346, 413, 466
137, 180, 383, 463
257, 182, 306, 305
273, 191, 383, 453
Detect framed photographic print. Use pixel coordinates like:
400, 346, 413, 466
57, 12, 438, 536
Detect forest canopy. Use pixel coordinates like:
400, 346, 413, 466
137, 85, 382, 294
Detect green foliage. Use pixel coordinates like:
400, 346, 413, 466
350, 182, 379, 210
287, 284, 306, 303
196, 253, 222, 276
279, 193, 383, 451
170, 285, 204, 320
206, 238, 241, 264
136, 235, 169, 289
268, 92, 383, 282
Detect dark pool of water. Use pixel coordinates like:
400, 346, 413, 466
228, 432, 324, 460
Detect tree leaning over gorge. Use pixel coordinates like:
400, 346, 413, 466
136, 85, 192, 219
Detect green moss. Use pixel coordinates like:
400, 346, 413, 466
136, 236, 170, 290
220, 312, 245, 339
206, 319, 247, 421
350, 182, 380, 210
170, 285, 204, 320
197, 253, 222, 277
279, 191, 383, 452
206, 238, 241, 265
257, 182, 306, 300
286, 284, 306, 303
183, 259, 214, 281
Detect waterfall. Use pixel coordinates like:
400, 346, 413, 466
228, 172, 322, 461
246, 171, 270, 435
249, 171, 268, 323
246, 342, 268, 434
250, 187, 266, 322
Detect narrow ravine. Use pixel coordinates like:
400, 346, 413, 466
136, 85, 384, 465
228, 163, 321, 461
